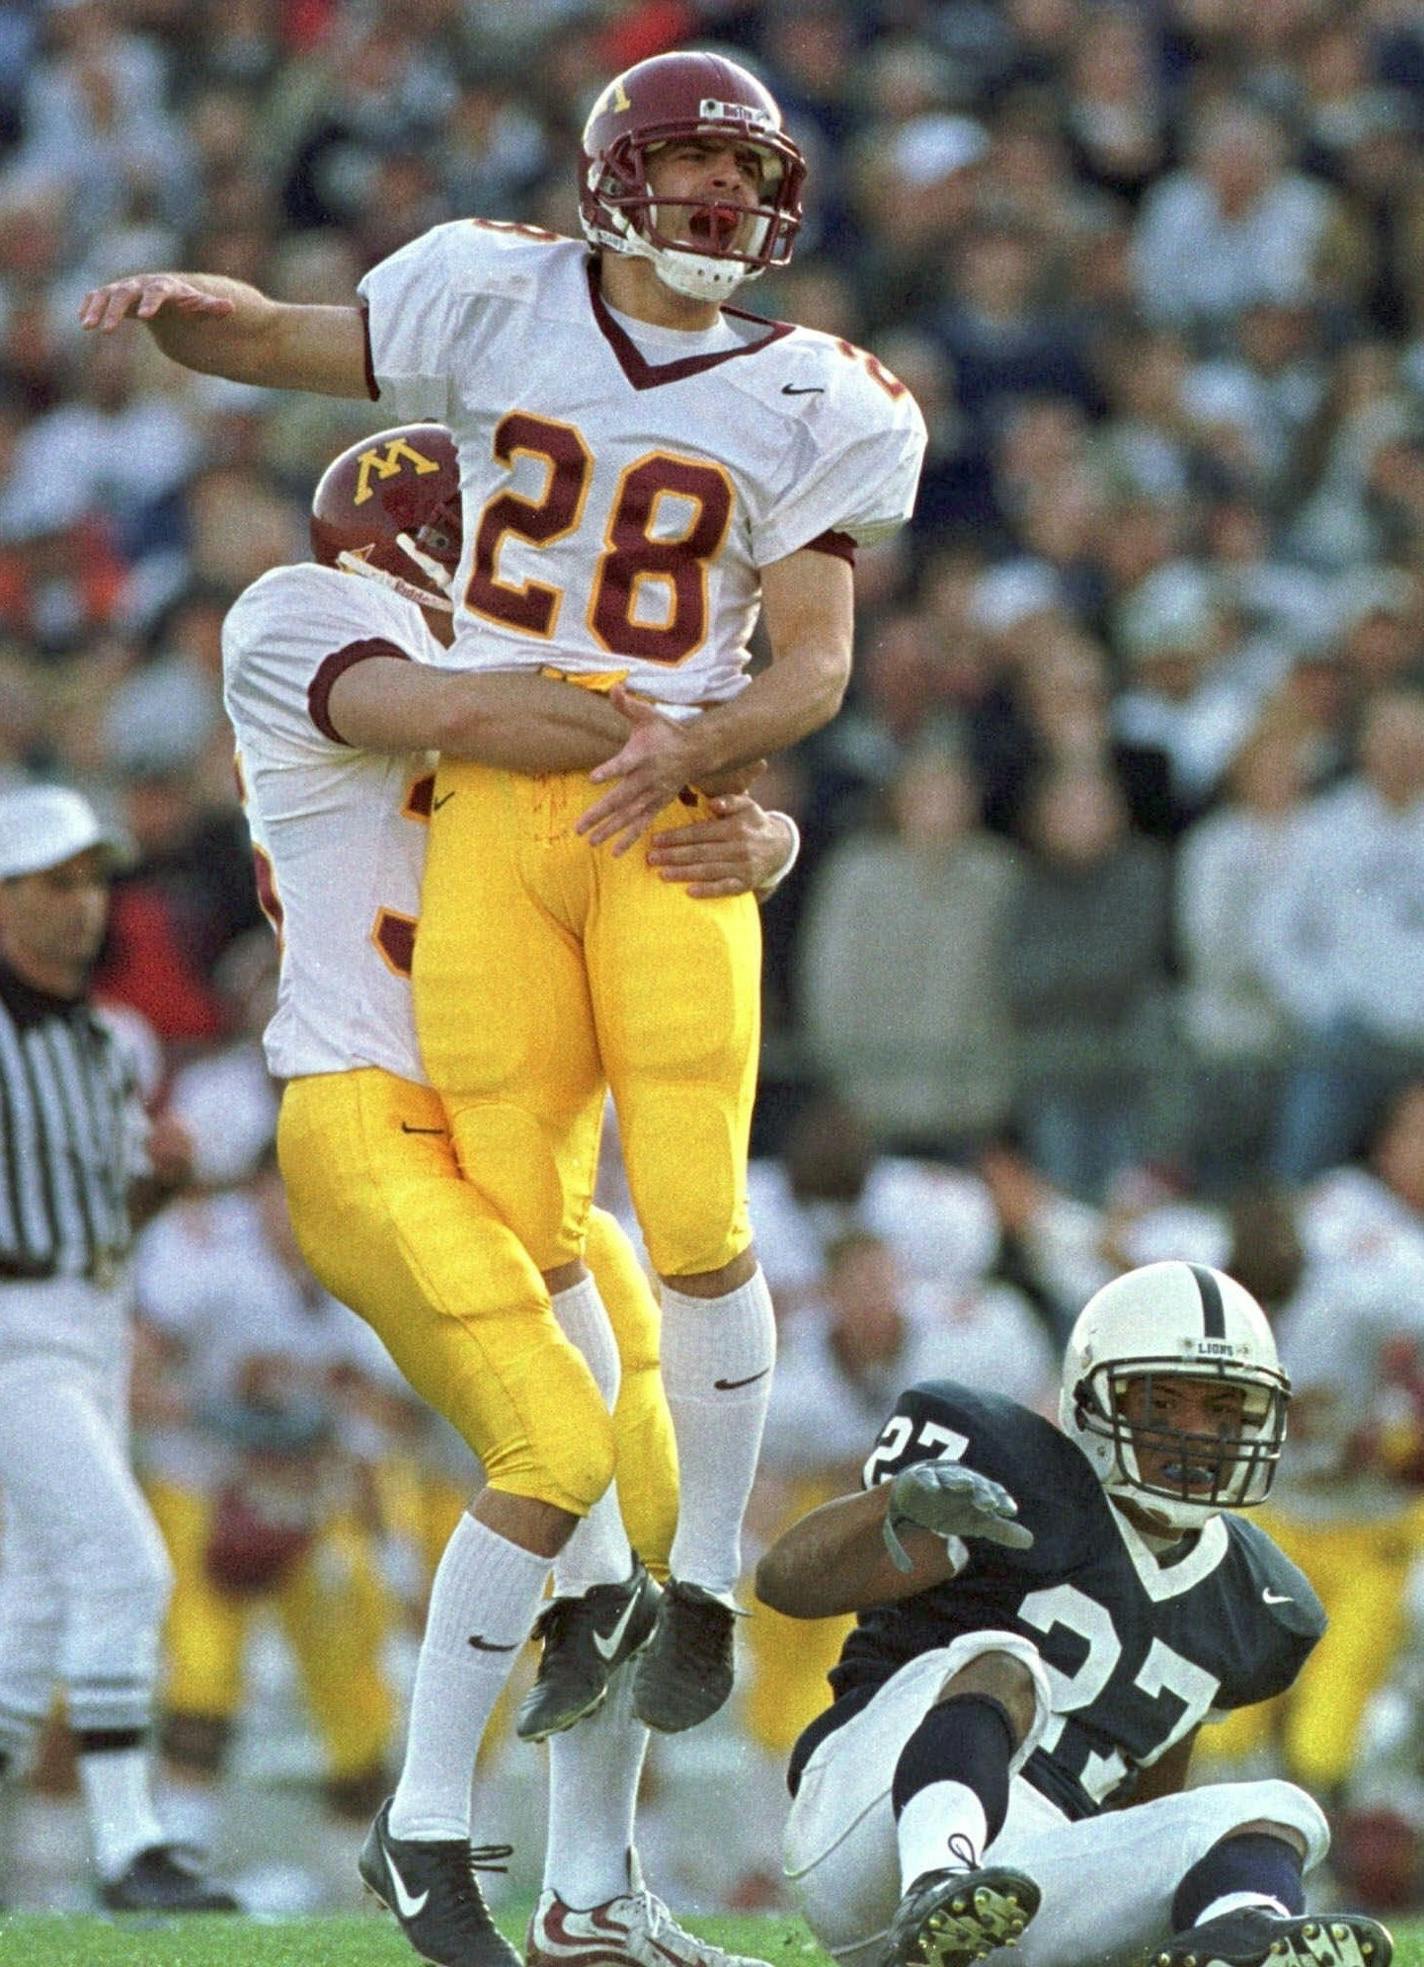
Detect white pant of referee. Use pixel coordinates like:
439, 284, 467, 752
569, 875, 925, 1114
0, 1273, 174, 1880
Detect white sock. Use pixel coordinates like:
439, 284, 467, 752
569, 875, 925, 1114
159, 1772, 222, 1856
549, 1277, 631, 1596
1196, 1892, 1292, 1924
660, 1269, 775, 1594
77, 1745, 166, 1881
543, 1659, 646, 1906
389, 1512, 549, 1841
896, 1782, 988, 1891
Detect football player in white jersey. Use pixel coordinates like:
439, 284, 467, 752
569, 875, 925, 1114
81, 46, 926, 1757
222, 421, 793, 1967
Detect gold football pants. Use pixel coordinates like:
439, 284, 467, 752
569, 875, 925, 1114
148, 1478, 393, 1782
278, 1066, 675, 1545
412, 762, 761, 1278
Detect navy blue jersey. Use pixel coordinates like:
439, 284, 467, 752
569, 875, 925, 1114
791, 1381, 1322, 1817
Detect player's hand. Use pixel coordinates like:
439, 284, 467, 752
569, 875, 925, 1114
577, 684, 701, 855
884, 1460, 1034, 1572
646, 796, 793, 898
79, 273, 236, 334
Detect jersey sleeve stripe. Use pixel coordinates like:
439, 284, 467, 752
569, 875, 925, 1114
358, 304, 380, 403
307, 638, 411, 745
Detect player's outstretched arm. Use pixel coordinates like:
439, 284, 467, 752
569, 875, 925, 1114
327, 659, 631, 764
576, 545, 853, 853
756, 1483, 961, 1619
79, 273, 371, 398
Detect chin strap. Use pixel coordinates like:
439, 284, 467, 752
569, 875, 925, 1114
335, 551, 453, 613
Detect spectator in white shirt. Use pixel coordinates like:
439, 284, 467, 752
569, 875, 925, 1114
1132, 100, 1337, 343
1255, 688, 1424, 1178
1176, 719, 1314, 1190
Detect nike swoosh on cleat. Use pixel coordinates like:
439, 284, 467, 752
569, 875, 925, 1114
592, 1592, 643, 1662
468, 1634, 520, 1651
382, 1841, 430, 1920
713, 1369, 770, 1391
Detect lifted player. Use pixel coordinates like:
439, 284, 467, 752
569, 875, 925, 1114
224, 422, 794, 1967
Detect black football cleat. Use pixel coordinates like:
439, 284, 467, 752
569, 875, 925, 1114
881, 1864, 1040, 1967
359, 1800, 520, 1967
1155, 1908, 1392, 1967
516, 1562, 661, 1742
630, 1577, 738, 1733
99, 1842, 240, 1913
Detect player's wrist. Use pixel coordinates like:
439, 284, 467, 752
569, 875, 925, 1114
755, 812, 800, 900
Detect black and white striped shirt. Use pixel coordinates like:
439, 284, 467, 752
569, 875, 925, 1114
0, 961, 146, 1283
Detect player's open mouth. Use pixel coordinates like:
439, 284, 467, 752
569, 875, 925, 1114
689, 205, 744, 251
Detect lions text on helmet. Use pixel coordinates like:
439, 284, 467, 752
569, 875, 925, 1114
580, 52, 806, 305
1061, 1260, 1290, 1534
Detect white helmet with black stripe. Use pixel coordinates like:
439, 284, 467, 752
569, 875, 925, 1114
1060, 1260, 1291, 1532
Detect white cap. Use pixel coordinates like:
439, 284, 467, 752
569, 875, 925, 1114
0, 785, 126, 879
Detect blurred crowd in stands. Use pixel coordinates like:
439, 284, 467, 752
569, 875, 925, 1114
9, 0, 1424, 1922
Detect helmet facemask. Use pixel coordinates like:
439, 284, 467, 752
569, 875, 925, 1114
1071, 1360, 1289, 1533
582, 126, 804, 304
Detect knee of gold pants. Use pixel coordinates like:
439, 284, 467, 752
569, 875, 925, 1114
278, 1069, 616, 1515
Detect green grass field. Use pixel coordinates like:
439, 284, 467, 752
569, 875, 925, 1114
0, 1912, 1417, 1967
0, 1905, 825, 1966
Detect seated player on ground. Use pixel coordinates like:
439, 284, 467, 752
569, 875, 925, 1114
758, 1261, 1392, 1967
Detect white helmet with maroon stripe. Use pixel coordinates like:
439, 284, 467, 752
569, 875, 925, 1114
1060, 1261, 1290, 1531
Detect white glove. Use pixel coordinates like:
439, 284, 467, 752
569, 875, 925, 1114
884, 1459, 1035, 1572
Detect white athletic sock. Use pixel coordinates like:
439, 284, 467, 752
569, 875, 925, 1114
660, 1269, 775, 1595
389, 1512, 549, 1842
897, 1782, 988, 1892
1196, 1891, 1292, 1924
543, 1658, 646, 1906
549, 1277, 631, 1597
159, 1772, 222, 1857
77, 1746, 166, 1881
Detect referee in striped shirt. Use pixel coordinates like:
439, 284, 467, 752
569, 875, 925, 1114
0, 783, 235, 1914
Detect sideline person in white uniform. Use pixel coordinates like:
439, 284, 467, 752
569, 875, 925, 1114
0, 783, 236, 1913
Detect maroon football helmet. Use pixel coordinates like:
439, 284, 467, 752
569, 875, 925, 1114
310, 423, 461, 612
580, 51, 805, 303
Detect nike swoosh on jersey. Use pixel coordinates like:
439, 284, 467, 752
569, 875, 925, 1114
400, 1122, 447, 1136
781, 383, 825, 396
381, 1839, 430, 1919
713, 1368, 770, 1391
592, 1593, 643, 1662
1262, 1589, 1293, 1605
468, 1634, 520, 1651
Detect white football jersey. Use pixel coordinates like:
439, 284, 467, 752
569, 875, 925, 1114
359, 223, 926, 705
222, 562, 438, 1082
